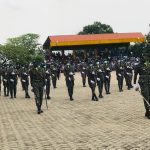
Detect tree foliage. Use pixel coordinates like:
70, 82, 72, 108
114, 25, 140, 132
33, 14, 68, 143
1, 33, 44, 65
78, 21, 114, 34
144, 32, 150, 53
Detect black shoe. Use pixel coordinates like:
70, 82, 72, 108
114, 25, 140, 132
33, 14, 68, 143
25, 95, 30, 98
40, 110, 43, 113
37, 111, 41, 114
145, 110, 149, 117
83, 85, 86, 87
47, 96, 51, 99
70, 97, 74, 101
99, 95, 103, 98
95, 97, 98, 101
130, 85, 133, 88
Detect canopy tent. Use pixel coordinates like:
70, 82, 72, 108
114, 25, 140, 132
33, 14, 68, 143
43, 32, 145, 50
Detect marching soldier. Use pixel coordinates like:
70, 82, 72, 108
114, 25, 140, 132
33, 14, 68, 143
116, 60, 125, 92
104, 61, 111, 94
30, 61, 46, 114
2, 65, 10, 96
20, 65, 30, 98
64, 62, 75, 100
124, 61, 133, 90
96, 62, 104, 98
56, 61, 61, 80
8, 65, 18, 99
80, 61, 87, 87
87, 64, 98, 101
135, 50, 150, 119
50, 63, 57, 88
133, 58, 140, 84
45, 64, 51, 99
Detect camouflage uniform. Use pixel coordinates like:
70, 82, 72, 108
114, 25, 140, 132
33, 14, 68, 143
30, 64, 45, 114
135, 53, 150, 118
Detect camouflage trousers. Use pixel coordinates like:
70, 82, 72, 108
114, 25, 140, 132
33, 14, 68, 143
32, 83, 44, 111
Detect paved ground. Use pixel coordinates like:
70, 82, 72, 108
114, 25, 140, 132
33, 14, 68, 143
0, 72, 150, 150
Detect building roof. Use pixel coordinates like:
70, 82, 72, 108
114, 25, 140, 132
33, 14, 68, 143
43, 32, 145, 50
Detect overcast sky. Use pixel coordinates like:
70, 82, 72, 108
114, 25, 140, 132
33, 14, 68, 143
0, 0, 150, 44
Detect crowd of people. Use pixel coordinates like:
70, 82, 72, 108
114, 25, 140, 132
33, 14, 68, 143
0, 52, 150, 118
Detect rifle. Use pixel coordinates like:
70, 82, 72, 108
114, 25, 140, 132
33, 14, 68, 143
44, 86, 48, 109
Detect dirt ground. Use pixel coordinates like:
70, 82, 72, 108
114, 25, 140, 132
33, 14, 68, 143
0, 72, 150, 150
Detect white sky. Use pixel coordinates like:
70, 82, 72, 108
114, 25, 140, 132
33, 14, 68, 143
0, 0, 150, 45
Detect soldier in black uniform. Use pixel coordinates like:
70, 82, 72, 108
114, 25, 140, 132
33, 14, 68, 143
104, 61, 111, 94
2, 65, 10, 96
133, 58, 140, 84
96, 62, 104, 98
56, 61, 61, 80
8, 65, 18, 99
80, 61, 87, 87
20, 65, 30, 98
116, 60, 125, 92
30, 62, 46, 114
124, 61, 133, 90
50, 63, 57, 88
135, 51, 150, 118
87, 64, 98, 101
45, 64, 51, 99
64, 62, 75, 101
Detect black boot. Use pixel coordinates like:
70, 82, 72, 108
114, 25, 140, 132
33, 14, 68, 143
145, 109, 150, 118
47, 96, 51, 99
99, 95, 103, 98
70, 96, 74, 101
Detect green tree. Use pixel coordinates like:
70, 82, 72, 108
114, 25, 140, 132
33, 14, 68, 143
2, 33, 44, 65
78, 21, 113, 34
144, 32, 150, 53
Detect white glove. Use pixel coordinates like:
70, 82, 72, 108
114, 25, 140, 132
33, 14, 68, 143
97, 78, 100, 81
10, 79, 14, 82
91, 80, 95, 84
134, 84, 139, 91
69, 72, 73, 75
3, 79, 7, 82
22, 80, 26, 82
118, 73, 121, 77
106, 75, 109, 79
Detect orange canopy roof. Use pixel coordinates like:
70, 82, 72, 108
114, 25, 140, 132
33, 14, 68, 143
43, 32, 145, 49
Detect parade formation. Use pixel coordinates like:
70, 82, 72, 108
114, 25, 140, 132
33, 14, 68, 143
1, 52, 149, 117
